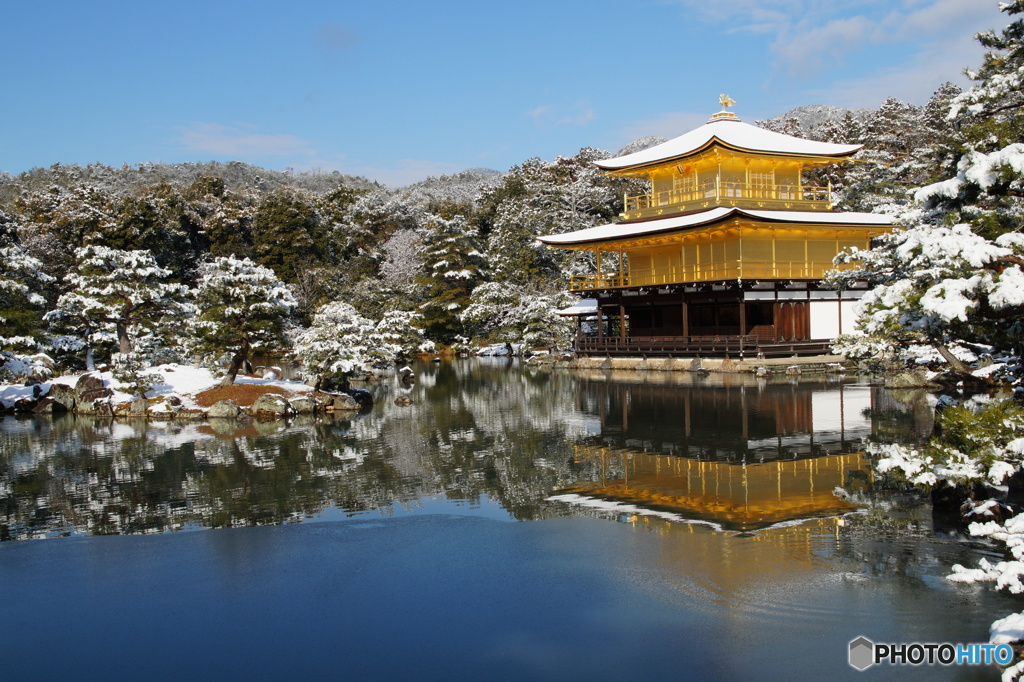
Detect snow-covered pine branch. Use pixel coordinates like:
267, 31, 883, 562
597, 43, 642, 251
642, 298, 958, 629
189, 255, 297, 386
45, 245, 190, 362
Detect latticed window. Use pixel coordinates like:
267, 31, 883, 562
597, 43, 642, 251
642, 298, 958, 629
673, 171, 695, 201
750, 172, 773, 198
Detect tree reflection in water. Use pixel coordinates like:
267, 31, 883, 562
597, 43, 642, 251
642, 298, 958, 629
0, 360, 919, 542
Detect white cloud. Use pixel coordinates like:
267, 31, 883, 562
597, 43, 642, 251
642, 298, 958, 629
178, 123, 317, 158
527, 101, 596, 130
664, 0, 1005, 84
804, 29, 987, 108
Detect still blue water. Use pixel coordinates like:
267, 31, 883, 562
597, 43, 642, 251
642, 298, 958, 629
0, 360, 1018, 680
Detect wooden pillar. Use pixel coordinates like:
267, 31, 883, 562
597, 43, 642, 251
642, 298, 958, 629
597, 306, 604, 340
681, 296, 689, 338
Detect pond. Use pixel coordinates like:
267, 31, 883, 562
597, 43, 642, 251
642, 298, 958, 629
0, 359, 1019, 681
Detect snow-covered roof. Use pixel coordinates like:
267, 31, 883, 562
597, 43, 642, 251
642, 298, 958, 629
537, 207, 894, 247
556, 298, 598, 316
596, 118, 861, 172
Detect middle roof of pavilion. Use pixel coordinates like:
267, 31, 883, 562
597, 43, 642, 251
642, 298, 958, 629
596, 114, 862, 176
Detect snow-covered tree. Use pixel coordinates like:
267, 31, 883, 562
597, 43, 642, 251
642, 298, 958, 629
460, 282, 574, 349
46, 246, 189, 365
374, 309, 426, 358
0, 230, 55, 380
293, 302, 420, 383
416, 213, 486, 342
0, 239, 53, 353
12, 184, 116, 278
480, 149, 623, 286
190, 255, 297, 386
834, 3, 1024, 379
830, 225, 1024, 375
378, 229, 423, 301
832, 6, 1024, 663
919, 1, 1024, 239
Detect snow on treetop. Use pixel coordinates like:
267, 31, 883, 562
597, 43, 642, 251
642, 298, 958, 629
596, 117, 862, 172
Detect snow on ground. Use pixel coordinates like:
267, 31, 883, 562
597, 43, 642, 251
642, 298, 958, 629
0, 374, 77, 409
992, 612, 1024, 645
0, 363, 316, 410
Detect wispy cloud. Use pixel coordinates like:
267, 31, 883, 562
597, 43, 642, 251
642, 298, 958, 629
314, 23, 358, 52
805, 28, 986, 108
664, 0, 1004, 86
527, 101, 596, 130
178, 123, 317, 158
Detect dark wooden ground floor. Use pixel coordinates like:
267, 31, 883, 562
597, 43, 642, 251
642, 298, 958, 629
569, 280, 864, 358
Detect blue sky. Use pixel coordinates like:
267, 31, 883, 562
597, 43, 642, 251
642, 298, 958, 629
0, 0, 1008, 186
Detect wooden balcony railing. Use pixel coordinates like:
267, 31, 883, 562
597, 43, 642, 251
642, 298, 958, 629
622, 180, 831, 219
569, 260, 844, 291
573, 335, 833, 358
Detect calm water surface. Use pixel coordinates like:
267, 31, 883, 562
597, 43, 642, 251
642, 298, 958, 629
0, 360, 1019, 681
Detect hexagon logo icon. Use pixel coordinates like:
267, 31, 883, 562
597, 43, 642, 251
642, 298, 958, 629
849, 636, 875, 671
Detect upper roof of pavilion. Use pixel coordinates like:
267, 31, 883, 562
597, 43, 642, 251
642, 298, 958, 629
596, 106, 861, 175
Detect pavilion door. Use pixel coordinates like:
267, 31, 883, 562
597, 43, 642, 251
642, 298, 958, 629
774, 301, 809, 341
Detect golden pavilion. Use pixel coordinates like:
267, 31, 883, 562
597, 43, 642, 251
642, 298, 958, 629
539, 96, 893, 357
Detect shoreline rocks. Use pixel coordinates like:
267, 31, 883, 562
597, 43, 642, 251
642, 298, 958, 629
3, 383, 366, 422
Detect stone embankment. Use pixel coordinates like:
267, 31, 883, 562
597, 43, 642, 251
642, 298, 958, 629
529, 353, 851, 375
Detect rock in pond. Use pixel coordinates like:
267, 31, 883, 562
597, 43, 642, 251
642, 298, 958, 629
289, 396, 319, 414
250, 393, 290, 416
128, 399, 149, 417
49, 383, 76, 412
326, 393, 360, 412
208, 399, 242, 419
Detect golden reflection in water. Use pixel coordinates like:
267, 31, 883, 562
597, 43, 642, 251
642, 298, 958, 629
560, 445, 870, 532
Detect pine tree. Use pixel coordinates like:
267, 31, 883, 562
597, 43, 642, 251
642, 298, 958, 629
833, 3, 1024, 380
12, 185, 115, 279
480, 149, 621, 286
0, 241, 53, 354
293, 301, 379, 381
416, 213, 486, 342
920, 2, 1024, 238
107, 183, 204, 280
190, 256, 297, 386
251, 187, 323, 283
293, 303, 420, 381
460, 281, 573, 349
46, 246, 189, 363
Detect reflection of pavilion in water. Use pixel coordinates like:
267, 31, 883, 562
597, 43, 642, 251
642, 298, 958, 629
558, 378, 877, 531
576, 376, 876, 462
558, 445, 870, 531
